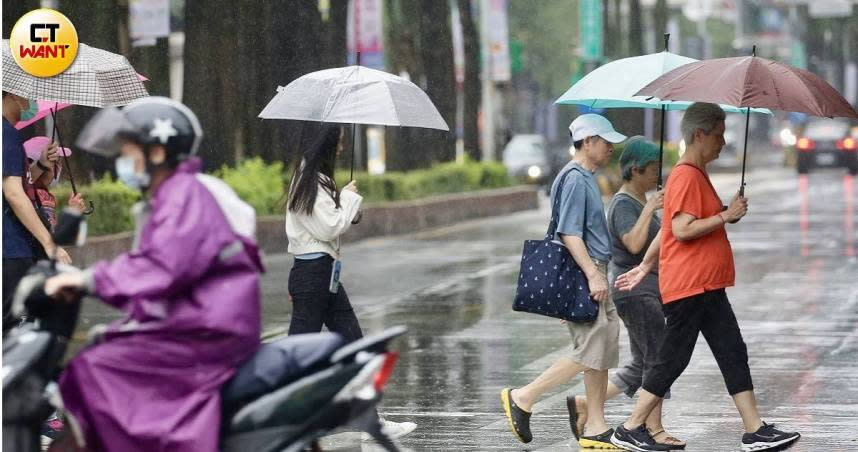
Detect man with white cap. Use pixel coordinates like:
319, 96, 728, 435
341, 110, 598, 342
502, 113, 627, 449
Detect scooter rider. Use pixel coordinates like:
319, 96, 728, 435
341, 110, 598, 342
44, 97, 263, 452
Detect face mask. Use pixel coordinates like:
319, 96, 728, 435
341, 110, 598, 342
19, 99, 39, 121
115, 155, 150, 190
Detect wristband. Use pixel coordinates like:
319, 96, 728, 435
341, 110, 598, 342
36, 160, 51, 172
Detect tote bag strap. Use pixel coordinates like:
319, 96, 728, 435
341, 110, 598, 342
545, 167, 587, 242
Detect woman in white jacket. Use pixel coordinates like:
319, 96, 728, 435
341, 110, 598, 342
286, 126, 364, 339
285, 126, 416, 440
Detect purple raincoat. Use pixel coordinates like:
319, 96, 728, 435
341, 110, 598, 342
59, 158, 262, 452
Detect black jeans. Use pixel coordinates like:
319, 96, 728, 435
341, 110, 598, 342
612, 293, 670, 399
288, 255, 363, 342
642, 289, 753, 398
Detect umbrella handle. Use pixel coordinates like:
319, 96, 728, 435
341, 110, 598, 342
657, 105, 666, 189
83, 201, 95, 215
739, 107, 750, 197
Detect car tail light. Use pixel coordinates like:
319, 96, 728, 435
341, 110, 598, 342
837, 137, 857, 151
797, 138, 815, 151
373, 351, 399, 391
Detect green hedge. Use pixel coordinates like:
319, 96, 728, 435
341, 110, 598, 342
334, 159, 511, 203
52, 159, 515, 237
53, 176, 140, 237
214, 157, 286, 216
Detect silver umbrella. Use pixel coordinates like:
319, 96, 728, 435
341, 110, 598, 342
259, 64, 449, 179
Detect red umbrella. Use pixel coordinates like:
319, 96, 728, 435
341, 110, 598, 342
636, 48, 858, 194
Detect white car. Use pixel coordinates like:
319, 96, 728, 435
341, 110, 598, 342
502, 134, 551, 184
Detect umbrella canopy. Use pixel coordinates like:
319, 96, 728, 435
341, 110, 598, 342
635, 55, 858, 119
555, 51, 771, 115
258, 65, 449, 131
14, 74, 150, 130
15, 100, 72, 129
2, 40, 148, 108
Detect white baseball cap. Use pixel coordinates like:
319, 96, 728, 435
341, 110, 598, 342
569, 114, 627, 144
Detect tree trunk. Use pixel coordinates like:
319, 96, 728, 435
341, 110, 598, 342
628, 0, 644, 56
418, 0, 456, 162
612, 0, 623, 56
654, 0, 668, 50
384, 0, 429, 171
322, 0, 349, 69
458, 0, 480, 161
130, 38, 171, 97
266, 0, 325, 167
183, 0, 237, 171
56, 0, 124, 183
2, 0, 38, 38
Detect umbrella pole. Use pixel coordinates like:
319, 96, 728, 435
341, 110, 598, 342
658, 105, 666, 189
739, 47, 755, 197
50, 108, 95, 214
350, 123, 356, 181
49, 107, 76, 194
739, 107, 750, 197
350, 51, 362, 181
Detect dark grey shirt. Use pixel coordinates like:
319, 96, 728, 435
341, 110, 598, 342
549, 161, 612, 262
607, 192, 660, 300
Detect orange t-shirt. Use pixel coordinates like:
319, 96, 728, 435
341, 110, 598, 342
659, 164, 735, 303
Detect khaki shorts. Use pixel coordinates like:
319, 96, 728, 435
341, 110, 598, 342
566, 259, 620, 370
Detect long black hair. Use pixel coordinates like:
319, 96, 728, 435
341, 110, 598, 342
288, 125, 343, 215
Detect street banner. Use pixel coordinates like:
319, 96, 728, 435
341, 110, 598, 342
451, 0, 465, 85
808, 0, 852, 19
579, 0, 602, 62
486, 0, 511, 81
129, 0, 169, 44
347, 0, 385, 70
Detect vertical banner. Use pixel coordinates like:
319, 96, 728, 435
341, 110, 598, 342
451, 0, 465, 85
129, 0, 170, 45
486, 0, 511, 81
347, 0, 385, 69
451, 0, 465, 160
578, 0, 602, 62
845, 63, 857, 106
366, 127, 386, 175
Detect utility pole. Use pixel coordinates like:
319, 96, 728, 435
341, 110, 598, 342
480, 0, 495, 161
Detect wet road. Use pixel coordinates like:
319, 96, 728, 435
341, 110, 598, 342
303, 167, 858, 451
76, 165, 857, 451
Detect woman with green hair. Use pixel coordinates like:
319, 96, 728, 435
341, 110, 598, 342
567, 136, 686, 449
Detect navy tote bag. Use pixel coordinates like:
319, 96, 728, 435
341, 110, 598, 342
512, 168, 598, 323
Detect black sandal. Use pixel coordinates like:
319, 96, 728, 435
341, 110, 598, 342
566, 395, 585, 441
649, 428, 687, 450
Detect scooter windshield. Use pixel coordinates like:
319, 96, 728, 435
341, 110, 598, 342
75, 107, 137, 158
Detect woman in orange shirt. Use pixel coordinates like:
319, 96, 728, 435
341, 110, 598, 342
609, 103, 800, 452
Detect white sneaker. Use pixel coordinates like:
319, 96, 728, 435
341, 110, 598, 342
361, 418, 417, 442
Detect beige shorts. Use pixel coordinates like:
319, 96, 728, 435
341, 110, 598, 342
566, 259, 620, 370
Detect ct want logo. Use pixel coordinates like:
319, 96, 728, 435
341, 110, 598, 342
10, 8, 79, 77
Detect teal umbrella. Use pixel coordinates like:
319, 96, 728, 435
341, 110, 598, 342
555, 35, 771, 187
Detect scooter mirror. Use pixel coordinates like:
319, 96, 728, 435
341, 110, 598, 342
53, 208, 87, 247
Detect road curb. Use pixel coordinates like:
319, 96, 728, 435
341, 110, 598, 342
67, 186, 540, 266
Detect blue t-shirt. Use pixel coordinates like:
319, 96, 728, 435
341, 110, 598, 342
3, 118, 34, 258
549, 161, 612, 262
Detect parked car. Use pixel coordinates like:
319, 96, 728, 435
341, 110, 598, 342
502, 134, 551, 185
795, 118, 858, 175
